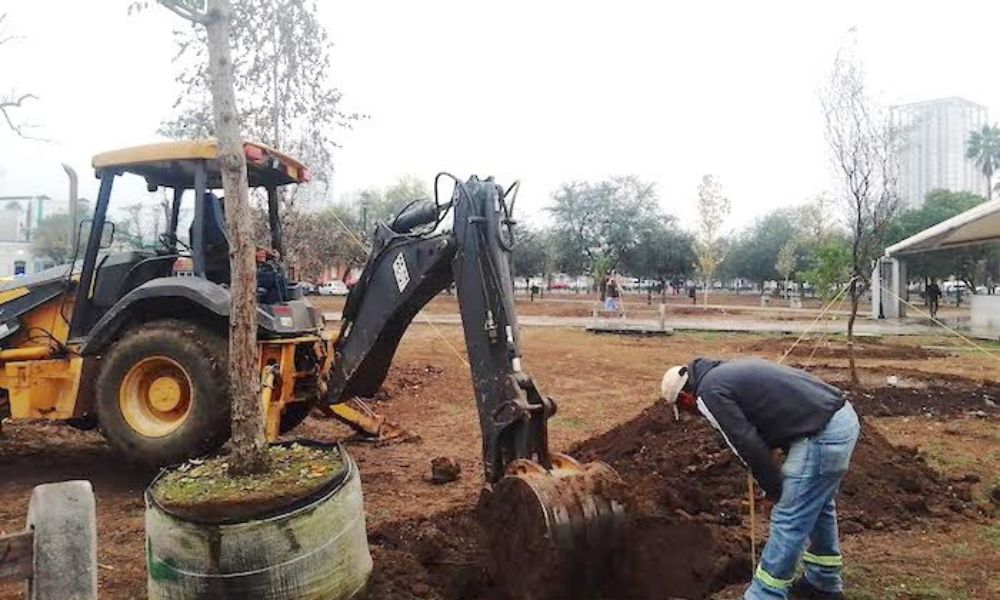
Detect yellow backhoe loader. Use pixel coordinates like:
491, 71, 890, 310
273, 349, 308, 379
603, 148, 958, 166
0, 140, 369, 465
0, 143, 625, 591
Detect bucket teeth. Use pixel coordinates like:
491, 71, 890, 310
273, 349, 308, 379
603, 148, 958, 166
479, 453, 627, 600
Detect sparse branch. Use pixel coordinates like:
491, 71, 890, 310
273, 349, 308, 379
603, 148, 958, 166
1, 13, 38, 138
159, 0, 357, 197
1, 93, 39, 137
0, 12, 15, 46
157, 0, 209, 24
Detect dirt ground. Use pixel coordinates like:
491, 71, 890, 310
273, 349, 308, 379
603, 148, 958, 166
1, 327, 998, 599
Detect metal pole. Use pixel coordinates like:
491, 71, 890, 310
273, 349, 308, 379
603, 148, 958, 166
61, 164, 78, 254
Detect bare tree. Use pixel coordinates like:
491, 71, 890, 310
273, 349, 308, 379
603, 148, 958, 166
797, 193, 838, 240
775, 240, 798, 299
821, 44, 901, 383
159, 0, 269, 474
0, 13, 37, 137
156, 0, 360, 280
160, 0, 355, 195
695, 174, 731, 304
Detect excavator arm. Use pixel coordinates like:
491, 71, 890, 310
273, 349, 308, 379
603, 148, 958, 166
325, 175, 625, 596
326, 175, 551, 482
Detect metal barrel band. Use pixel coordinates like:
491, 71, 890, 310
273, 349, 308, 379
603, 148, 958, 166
147, 509, 365, 579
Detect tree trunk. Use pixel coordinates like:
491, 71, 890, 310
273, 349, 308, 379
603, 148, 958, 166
846, 278, 859, 384
848, 225, 862, 384
205, 0, 269, 476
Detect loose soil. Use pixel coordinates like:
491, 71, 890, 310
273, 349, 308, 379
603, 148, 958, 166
430, 456, 461, 484
361, 398, 981, 600
846, 379, 1000, 418
783, 364, 1000, 418
738, 337, 948, 361
151, 442, 343, 522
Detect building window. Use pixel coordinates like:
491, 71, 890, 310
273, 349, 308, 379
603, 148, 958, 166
14, 260, 26, 276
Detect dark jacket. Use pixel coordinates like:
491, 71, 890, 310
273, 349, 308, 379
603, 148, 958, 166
686, 358, 846, 498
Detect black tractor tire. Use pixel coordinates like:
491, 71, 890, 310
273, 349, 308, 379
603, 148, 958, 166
95, 319, 230, 467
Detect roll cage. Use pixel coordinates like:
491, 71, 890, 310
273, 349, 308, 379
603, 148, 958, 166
71, 140, 310, 338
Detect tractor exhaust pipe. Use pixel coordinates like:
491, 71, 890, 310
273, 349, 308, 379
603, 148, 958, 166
61, 163, 78, 254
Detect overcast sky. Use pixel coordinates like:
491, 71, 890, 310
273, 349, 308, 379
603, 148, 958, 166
2, 0, 998, 230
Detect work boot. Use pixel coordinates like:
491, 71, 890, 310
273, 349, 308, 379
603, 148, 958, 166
789, 578, 844, 600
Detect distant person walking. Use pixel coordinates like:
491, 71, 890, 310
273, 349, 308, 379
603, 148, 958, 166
926, 281, 941, 319
604, 274, 622, 315
688, 284, 697, 305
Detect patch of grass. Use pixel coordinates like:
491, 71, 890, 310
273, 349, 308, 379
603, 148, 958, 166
552, 416, 587, 430
905, 582, 970, 600
946, 541, 976, 558
983, 524, 1000, 551
852, 582, 969, 600
675, 331, 769, 342
844, 561, 980, 600
919, 439, 979, 472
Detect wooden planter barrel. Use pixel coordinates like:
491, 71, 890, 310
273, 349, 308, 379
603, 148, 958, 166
146, 443, 372, 600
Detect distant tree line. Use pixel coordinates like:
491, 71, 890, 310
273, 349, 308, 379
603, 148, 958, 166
26, 173, 999, 300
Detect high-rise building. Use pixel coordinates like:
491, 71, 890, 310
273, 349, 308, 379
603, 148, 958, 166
892, 97, 988, 207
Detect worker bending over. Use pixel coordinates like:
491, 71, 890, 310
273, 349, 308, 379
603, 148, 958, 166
660, 358, 859, 600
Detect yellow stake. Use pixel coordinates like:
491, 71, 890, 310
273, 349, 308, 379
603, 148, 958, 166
748, 473, 756, 571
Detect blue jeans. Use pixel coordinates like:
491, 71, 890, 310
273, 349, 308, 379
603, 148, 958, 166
745, 402, 860, 599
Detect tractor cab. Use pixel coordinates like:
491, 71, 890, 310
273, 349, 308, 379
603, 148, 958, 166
0, 140, 329, 467
72, 140, 324, 345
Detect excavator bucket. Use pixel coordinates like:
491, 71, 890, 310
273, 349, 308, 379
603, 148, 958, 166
479, 453, 628, 599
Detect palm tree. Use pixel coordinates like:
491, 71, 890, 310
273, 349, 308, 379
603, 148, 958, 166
966, 124, 1000, 201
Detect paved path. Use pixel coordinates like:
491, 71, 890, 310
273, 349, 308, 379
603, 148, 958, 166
324, 311, 965, 337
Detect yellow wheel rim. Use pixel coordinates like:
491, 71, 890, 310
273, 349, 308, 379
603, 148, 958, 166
119, 356, 193, 438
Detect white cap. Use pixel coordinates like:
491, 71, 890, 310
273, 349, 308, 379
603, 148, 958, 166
660, 366, 689, 420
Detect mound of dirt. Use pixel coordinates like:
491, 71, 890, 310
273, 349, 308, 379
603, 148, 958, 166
738, 338, 946, 360
363, 393, 975, 600
572, 400, 973, 533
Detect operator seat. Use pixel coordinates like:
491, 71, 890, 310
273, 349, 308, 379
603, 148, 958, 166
194, 193, 291, 304
197, 192, 231, 284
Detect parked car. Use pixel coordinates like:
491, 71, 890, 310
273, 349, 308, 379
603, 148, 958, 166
299, 281, 317, 295
318, 280, 350, 296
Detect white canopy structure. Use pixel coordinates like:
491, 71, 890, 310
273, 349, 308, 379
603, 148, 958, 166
876, 198, 1000, 334
885, 199, 1000, 256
